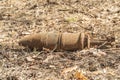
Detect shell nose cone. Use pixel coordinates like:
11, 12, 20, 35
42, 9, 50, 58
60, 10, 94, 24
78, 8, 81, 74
19, 38, 29, 47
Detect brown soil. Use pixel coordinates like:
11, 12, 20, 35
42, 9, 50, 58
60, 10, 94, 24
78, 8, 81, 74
0, 0, 120, 80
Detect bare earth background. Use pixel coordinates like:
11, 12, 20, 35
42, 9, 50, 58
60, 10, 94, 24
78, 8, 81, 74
0, 0, 120, 80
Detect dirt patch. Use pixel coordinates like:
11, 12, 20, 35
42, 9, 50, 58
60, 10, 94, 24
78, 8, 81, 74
0, 0, 120, 80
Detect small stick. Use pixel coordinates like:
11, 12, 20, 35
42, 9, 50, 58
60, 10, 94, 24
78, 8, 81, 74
97, 41, 108, 49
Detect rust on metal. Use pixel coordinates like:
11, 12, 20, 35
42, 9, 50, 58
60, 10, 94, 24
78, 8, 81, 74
19, 32, 116, 51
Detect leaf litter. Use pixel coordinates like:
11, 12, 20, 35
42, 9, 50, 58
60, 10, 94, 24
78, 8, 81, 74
0, 0, 120, 80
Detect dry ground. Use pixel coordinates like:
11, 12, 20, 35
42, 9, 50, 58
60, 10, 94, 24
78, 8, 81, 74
0, 0, 120, 80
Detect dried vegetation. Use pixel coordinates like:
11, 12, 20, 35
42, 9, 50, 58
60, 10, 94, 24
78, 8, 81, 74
0, 0, 120, 80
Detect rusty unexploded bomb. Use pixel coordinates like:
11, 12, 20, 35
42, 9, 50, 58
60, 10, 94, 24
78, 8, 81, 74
19, 32, 90, 51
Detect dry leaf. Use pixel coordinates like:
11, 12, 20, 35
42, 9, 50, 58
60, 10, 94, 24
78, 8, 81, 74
26, 56, 35, 62
80, 48, 107, 57
43, 55, 54, 63
29, 65, 39, 70
74, 71, 88, 80
62, 66, 78, 74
